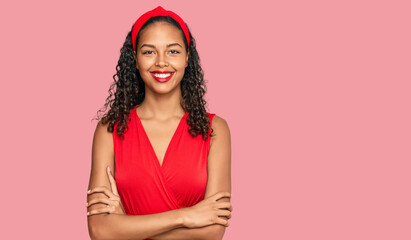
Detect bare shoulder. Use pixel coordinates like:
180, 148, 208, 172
91, 120, 114, 172
94, 121, 113, 139
90, 120, 114, 176
210, 114, 230, 142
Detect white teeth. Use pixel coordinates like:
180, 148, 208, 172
153, 73, 172, 78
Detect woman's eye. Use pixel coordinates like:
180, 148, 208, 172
170, 50, 180, 54
143, 50, 154, 55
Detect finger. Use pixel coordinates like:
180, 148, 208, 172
213, 191, 231, 202
217, 210, 231, 219
87, 186, 117, 199
215, 216, 230, 227
87, 207, 112, 216
217, 202, 233, 211
87, 186, 112, 198
107, 166, 119, 196
86, 197, 113, 207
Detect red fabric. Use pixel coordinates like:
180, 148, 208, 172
131, 6, 191, 51
113, 105, 215, 226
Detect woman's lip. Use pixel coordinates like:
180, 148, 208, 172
151, 72, 174, 83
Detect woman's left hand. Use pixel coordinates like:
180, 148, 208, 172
86, 167, 126, 216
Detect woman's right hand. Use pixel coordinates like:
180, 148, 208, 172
181, 191, 233, 228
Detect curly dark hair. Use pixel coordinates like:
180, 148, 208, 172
93, 16, 214, 141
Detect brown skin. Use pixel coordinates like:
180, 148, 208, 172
87, 21, 232, 240
134, 21, 189, 103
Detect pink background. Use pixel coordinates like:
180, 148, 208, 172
2, 0, 410, 239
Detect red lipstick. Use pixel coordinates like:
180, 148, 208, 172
150, 71, 174, 83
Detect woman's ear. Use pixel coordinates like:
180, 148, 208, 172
185, 52, 189, 68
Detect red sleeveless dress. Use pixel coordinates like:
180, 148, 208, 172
113, 105, 215, 218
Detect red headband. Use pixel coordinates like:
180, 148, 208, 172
131, 6, 190, 52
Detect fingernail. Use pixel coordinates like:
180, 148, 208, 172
87, 212, 90, 215
108, 166, 110, 171
86, 202, 88, 207
87, 189, 91, 193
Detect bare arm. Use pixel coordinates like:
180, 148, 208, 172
149, 115, 232, 240
149, 224, 221, 240
87, 122, 185, 240
203, 115, 232, 239
89, 211, 184, 240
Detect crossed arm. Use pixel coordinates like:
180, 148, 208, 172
87, 115, 231, 240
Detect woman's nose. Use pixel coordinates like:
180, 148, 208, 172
155, 54, 168, 67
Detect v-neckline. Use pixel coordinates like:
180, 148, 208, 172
134, 105, 188, 169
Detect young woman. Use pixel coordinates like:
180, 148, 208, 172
86, 6, 232, 240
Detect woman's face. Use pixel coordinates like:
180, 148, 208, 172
134, 21, 189, 94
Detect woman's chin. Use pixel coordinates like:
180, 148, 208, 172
149, 85, 180, 95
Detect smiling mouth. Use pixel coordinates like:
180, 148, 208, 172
151, 72, 173, 78
150, 72, 174, 82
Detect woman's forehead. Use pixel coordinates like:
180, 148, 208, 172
138, 22, 184, 44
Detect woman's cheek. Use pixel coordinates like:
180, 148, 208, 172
169, 59, 187, 69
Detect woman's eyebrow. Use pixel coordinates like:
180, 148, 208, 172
140, 43, 183, 49
167, 43, 182, 48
